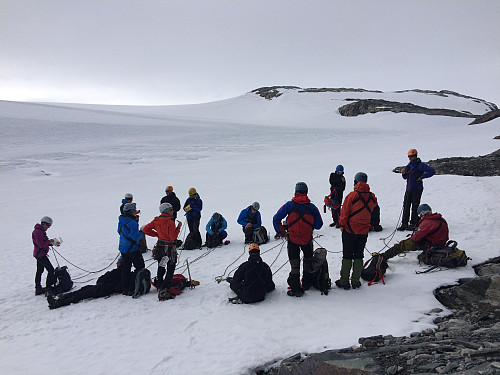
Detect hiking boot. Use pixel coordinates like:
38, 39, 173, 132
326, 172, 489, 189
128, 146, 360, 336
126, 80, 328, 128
397, 224, 408, 231
329, 223, 336, 227
287, 289, 304, 297
335, 279, 351, 290
335, 223, 341, 228
35, 286, 45, 296
158, 289, 174, 301
407, 224, 416, 231
351, 280, 362, 289
47, 295, 59, 309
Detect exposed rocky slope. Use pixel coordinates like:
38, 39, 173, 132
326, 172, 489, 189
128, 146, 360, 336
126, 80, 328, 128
255, 258, 500, 375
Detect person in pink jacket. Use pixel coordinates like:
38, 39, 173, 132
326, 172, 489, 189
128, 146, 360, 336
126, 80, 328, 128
32, 216, 56, 295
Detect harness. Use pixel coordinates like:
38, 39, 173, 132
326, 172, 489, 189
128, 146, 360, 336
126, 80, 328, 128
118, 223, 138, 253
346, 191, 374, 234
287, 202, 314, 229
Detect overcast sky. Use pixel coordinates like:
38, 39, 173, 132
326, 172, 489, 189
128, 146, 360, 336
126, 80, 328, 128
1, 1, 499, 107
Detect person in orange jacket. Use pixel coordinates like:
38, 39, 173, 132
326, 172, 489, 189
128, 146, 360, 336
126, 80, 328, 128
337, 172, 378, 290
143, 203, 182, 300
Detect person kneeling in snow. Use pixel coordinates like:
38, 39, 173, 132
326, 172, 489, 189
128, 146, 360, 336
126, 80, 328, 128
228, 243, 275, 304
205, 212, 228, 248
47, 257, 134, 309
381, 204, 448, 260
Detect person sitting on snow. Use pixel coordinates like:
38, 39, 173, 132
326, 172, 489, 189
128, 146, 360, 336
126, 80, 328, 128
228, 243, 275, 304
205, 212, 228, 248
237, 202, 262, 244
381, 204, 449, 260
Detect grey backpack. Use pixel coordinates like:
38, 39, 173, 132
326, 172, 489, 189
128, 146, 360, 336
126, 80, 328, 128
252, 226, 269, 245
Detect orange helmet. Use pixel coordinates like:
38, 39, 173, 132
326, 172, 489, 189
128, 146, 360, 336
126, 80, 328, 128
248, 243, 260, 253
407, 148, 418, 157
165, 185, 173, 192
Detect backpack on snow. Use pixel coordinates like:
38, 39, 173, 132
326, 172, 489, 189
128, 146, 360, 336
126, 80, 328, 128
182, 233, 197, 250
252, 226, 269, 245
310, 248, 331, 295
167, 274, 188, 296
361, 254, 388, 285
417, 240, 468, 268
53, 266, 73, 293
132, 268, 151, 298
205, 232, 222, 248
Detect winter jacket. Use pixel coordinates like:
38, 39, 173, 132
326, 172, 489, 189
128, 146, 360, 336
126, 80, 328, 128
184, 193, 203, 220
117, 215, 141, 253
411, 213, 449, 247
339, 181, 378, 235
96, 267, 122, 286
273, 193, 323, 245
32, 223, 50, 258
230, 253, 275, 304
329, 172, 346, 201
160, 192, 181, 218
142, 214, 180, 242
237, 206, 262, 228
206, 216, 228, 236
402, 158, 435, 191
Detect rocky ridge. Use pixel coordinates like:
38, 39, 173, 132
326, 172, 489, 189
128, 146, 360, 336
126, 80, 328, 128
255, 257, 500, 375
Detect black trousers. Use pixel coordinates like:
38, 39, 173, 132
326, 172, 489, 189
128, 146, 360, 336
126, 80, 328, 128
243, 226, 255, 242
341, 230, 367, 260
156, 245, 177, 291
402, 189, 423, 226
35, 255, 55, 288
287, 240, 314, 291
187, 217, 202, 247
120, 251, 145, 292
57, 283, 118, 307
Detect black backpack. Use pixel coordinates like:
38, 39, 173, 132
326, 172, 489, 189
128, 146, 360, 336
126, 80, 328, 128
183, 233, 197, 250
361, 254, 388, 285
252, 226, 269, 245
132, 268, 151, 299
205, 232, 222, 248
310, 248, 331, 295
53, 266, 73, 293
417, 240, 468, 268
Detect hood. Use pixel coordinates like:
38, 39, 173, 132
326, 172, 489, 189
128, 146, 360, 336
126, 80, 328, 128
292, 192, 311, 205
354, 181, 371, 192
249, 253, 263, 264
422, 212, 443, 222
34, 223, 45, 231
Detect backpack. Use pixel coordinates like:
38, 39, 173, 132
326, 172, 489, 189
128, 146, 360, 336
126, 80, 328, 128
183, 233, 197, 250
252, 226, 269, 245
417, 240, 468, 268
167, 274, 188, 296
53, 266, 73, 293
310, 248, 331, 295
205, 232, 222, 248
361, 254, 388, 285
132, 268, 151, 298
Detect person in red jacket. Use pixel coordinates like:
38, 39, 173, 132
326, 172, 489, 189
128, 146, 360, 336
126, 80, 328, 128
143, 203, 182, 300
382, 204, 449, 260
336, 172, 378, 290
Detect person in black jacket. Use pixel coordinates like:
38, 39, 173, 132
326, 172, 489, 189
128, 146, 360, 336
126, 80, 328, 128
160, 185, 181, 220
46, 257, 134, 309
229, 243, 275, 304
329, 165, 346, 227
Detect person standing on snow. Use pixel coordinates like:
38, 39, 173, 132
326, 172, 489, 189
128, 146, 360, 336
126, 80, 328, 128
336, 172, 377, 290
237, 202, 262, 244
183, 187, 203, 248
398, 149, 435, 231
120, 193, 134, 215
273, 182, 323, 297
228, 243, 275, 304
382, 204, 449, 260
118, 203, 145, 295
143, 203, 182, 301
160, 185, 181, 220
328, 164, 346, 227
32, 216, 57, 295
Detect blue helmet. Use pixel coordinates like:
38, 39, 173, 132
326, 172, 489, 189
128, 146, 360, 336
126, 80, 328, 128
354, 172, 368, 184
335, 165, 344, 173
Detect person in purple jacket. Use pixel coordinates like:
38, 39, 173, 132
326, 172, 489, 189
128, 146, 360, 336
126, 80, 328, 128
32, 216, 56, 295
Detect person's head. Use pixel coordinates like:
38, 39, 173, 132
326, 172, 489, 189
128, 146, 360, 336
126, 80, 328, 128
159, 202, 173, 215
124, 193, 133, 203
188, 187, 197, 196
407, 148, 418, 161
417, 204, 432, 218
123, 202, 138, 216
117, 256, 123, 268
354, 172, 368, 186
250, 202, 260, 213
335, 165, 344, 174
248, 243, 260, 254
40, 216, 53, 230
165, 185, 173, 195
295, 181, 308, 194
212, 212, 222, 222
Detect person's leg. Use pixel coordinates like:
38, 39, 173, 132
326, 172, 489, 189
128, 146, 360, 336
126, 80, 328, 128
400, 190, 411, 229
243, 226, 254, 243
337, 231, 355, 288
301, 242, 314, 289
37, 255, 56, 289
35, 259, 45, 293
131, 250, 145, 271
191, 217, 202, 247
120, 253, 133, 293
287, 240, 302, 293
382, 238, 419, 260
410, 189, 423, 227
351, 234, 368, 288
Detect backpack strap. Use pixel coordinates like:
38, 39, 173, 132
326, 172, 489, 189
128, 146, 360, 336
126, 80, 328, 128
287, 202, 314, 229
346, 191, 374, 233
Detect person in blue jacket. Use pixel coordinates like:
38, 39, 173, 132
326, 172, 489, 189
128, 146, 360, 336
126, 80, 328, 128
119, 193, 133, 214
205, 212, 228, 247
237, 202, 262, 244
184, 187, 203, 248
117, 202, 145, 294
398, 149, 435, 231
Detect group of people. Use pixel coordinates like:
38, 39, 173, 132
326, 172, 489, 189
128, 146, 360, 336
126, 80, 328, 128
34, 148, 445, 305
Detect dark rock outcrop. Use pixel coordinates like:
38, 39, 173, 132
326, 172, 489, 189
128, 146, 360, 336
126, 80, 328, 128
392, 149, 500, 177
255, 258, 500, 375
469, 109, 500, 125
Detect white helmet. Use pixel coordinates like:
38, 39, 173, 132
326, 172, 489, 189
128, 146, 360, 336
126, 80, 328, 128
159, 203, 173, 214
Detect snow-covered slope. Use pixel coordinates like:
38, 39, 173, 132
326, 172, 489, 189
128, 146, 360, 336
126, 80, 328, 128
0, 93, 499, 375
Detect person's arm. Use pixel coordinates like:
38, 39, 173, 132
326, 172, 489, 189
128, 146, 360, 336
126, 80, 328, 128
142, 220, 158, 237
205, 218, 214, 235
419, 163, 436, 180
273, 202, 290, 235
311, 204, 324, 230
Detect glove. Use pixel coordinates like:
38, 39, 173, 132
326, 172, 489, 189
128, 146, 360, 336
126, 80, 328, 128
274, 233, 285, 239
184, 205, 191, 212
